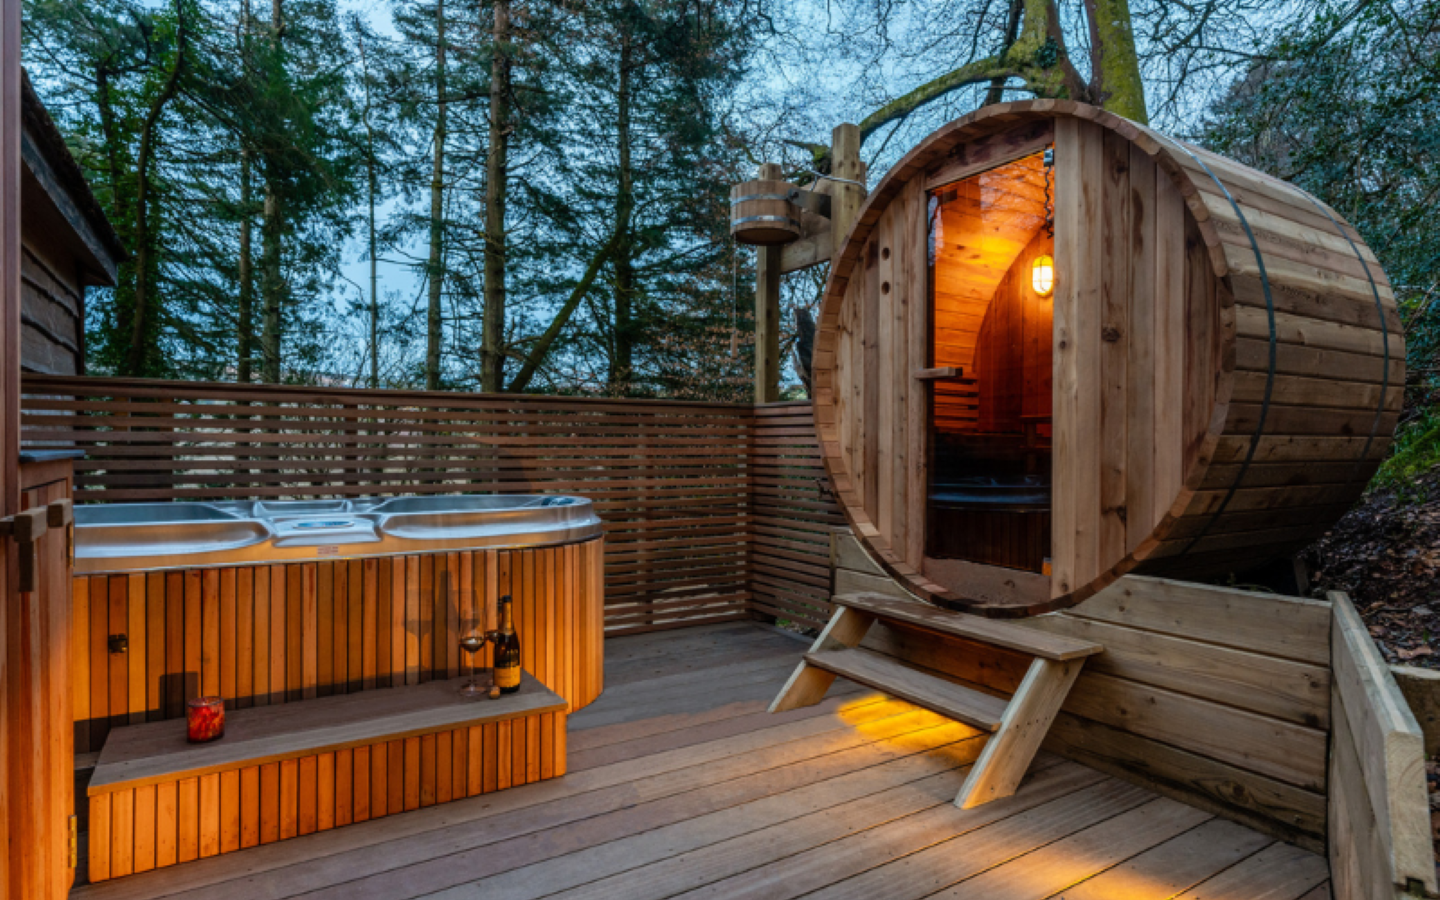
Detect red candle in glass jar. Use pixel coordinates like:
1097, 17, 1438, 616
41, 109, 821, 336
187, 697, 225, 743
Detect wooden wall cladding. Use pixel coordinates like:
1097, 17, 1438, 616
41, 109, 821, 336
20, 376, 751, 634
4, 481, 77, 896
832, 533, 1331, 849
812, 100, 1404, 616
88, 705, 565, 882
73, 539, 603, 755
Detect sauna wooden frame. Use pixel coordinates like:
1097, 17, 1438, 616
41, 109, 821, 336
812, 100, 1403, 615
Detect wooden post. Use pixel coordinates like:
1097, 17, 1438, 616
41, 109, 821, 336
829, 124, 866, 266
754, 162, 783, 404
2, 0, 24, 890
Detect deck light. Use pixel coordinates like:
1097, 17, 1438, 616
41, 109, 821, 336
1031, 255, 1055, 297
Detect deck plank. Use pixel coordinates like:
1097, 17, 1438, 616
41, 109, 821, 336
71, 623, 1329, 900
930, 798, 1212, 898
1048, 817, 1273, 899
412, 736, 1003, 900
695, 778, 1155, 900
1173, 842, 1331, 899
275, 711, 971, 899
545, 760, 1093, 900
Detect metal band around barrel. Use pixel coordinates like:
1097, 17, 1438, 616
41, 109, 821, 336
731, 215, 801, 230
730, 193, 795, 205
1297, 194, 1391, 487
1157, 137, 1278, 557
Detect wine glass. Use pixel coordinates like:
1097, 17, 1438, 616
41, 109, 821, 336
458, 632, 489, 699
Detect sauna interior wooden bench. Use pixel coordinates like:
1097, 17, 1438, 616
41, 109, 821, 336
85, 671, 567, 882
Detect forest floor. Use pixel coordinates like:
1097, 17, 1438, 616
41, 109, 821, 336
1304, 467, 1440, 866
1306, 468, 1440, 670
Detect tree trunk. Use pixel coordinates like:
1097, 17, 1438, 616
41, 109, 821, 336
259, 0, 284, 383
366, 132, 378, 390
259, 187, 282, 382
238, 149, 253, 382
236, 0, 254, 382
857, 0, 1093, 141
94, 67, 123, 213
123, 3, 186, 376
424, 0, 447, 391
507, 222, 625, 394
480, 0, 510, 394
356, 25, 379, 389
609, 34, 635, 394
1085, 0, 1146, 122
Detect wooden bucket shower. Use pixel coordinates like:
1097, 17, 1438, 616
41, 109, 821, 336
812, 100, 1403, 616
730, 179, 802, 245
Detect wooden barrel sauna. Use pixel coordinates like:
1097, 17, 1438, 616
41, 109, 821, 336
730, 179, 801, 245
813, 100, 1403, 616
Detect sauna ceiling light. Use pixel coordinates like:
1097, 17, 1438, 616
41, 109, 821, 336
1032, 255, 1055, 297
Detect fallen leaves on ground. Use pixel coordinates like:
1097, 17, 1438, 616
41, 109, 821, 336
1306, 470, 1440, 670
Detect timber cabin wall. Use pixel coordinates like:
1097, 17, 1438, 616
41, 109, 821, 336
18, 73, 125, 377
834, 532, 1331, 851
813, 101, 1404, 616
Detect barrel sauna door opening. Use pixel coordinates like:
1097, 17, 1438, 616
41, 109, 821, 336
927, 150, 1055, 573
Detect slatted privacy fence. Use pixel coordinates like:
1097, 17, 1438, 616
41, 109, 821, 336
750, 402, 847, 630
22, 376, 756, 634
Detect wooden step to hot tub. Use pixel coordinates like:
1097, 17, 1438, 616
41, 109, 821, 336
771, 592, 1102, 809
86, 672, 566, 883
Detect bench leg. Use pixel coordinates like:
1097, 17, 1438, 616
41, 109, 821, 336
769, 606, 875, 713
954, 657, 1084, 809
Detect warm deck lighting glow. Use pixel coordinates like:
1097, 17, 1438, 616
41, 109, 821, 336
1031, 255, 1055, 296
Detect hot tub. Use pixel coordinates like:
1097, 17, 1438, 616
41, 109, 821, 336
74, 494, 602, 574
71, 495, 605, 754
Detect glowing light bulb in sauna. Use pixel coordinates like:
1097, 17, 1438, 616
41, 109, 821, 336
1031, 255, 1055, 297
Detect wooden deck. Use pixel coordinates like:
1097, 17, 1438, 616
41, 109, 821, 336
72, 622, 1332, 900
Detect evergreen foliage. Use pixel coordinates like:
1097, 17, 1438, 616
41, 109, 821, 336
1202, 0, 1440, 486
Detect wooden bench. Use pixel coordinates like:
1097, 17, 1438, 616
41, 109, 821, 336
87, 672, 567, 882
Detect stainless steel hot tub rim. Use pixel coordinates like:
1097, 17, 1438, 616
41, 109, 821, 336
73, 494, 602, 575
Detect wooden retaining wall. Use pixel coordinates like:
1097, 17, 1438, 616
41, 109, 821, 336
72, 540, 604, 756
1328, 592, 1436, 899
834, 532, 1332, 850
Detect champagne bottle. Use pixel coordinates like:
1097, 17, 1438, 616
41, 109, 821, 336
493, 594, 522, 694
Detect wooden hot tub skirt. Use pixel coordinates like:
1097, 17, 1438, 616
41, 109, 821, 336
73, 537, 604, 755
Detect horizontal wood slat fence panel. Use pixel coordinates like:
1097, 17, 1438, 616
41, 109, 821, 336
750, 402, 847, 631
22, 376, 766, 638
